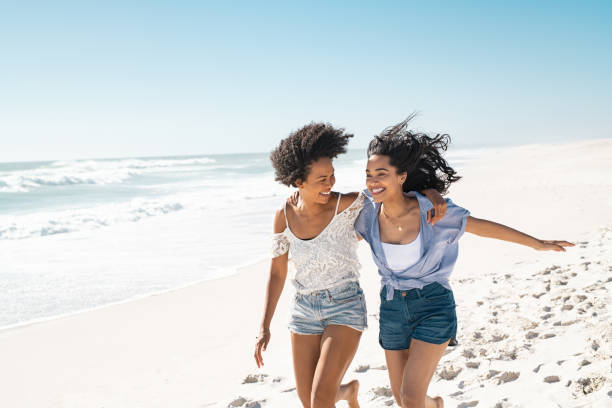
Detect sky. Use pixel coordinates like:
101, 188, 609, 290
0, 1, 611, 162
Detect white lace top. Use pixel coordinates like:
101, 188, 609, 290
271, 192, 365, 293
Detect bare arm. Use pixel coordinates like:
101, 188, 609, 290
465, 216, 574, 251
254, 210, 289, 368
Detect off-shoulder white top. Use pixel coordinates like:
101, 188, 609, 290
271, 192, 365, 293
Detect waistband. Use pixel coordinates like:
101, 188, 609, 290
381, 278, 449, 301
295, 279, 360, 297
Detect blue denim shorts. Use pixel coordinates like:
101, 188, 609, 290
288, 281, 367, 335
379, 282, 457, 350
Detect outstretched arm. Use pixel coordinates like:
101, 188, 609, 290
465, 216, 574, 251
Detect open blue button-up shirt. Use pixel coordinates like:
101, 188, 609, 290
355, 190, 470, 301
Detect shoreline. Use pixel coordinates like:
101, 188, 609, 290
4, 138, 608, 332
0, 253, 270, 333
1, 138, 610, 407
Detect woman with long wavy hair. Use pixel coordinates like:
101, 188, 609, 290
356, 116, 573, 408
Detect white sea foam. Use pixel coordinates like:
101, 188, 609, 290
0, 157, 217, 192
0, 198, 186, 240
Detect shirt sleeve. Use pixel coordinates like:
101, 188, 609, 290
271, 232, 289, 258
354, 190, 375, 243
437, 198, 470, 244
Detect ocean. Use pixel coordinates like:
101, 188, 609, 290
0, 148, 481, 330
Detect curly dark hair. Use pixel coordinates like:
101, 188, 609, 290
270, 122, 353, 187
367, 114, 461, 194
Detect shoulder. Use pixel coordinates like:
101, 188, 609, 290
337, 191, 361, 213
437, 197, 470, 225
273, 207, 288, 234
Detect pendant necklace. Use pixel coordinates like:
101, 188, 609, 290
381, 207, 404, 231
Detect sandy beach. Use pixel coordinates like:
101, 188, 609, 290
1, 139, 610, 408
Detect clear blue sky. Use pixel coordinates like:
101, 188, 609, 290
1, 1, 610, 162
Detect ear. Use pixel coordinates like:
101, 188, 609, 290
295, 178, 304, 188
399, 171, 407, 185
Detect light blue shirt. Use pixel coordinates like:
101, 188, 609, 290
355, 190, 470, 301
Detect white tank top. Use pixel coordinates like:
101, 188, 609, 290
381, 230, 422, 272
271, 192, 365, 293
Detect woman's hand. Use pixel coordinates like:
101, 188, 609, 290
534, 240, 575, 252
254, 328, 271, 368
421, 189, 447, 225
287, 191, 300, 206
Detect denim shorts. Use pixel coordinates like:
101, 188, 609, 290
288, 281, 367, 335
379, 282, 457, 350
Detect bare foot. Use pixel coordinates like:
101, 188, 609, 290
337, 379, 360, 408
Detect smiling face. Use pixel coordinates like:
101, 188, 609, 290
365, 154, 407, 202
296, 156, 336, 204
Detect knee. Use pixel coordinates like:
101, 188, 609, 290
400, 392, 424, 408
311, 384, 336, 408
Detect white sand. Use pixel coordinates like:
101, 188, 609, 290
1, 139, 611, 408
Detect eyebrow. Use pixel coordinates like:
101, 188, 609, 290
366, 168, 389, 172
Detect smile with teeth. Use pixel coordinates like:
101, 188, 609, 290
371, 187, 385, 194
320, 191, 331, 197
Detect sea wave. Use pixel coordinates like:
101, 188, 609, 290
0, 156, 217, 192
0, 198, 185, 240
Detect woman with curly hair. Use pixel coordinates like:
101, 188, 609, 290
254, 122, 446, 408
355, 116, 574, 408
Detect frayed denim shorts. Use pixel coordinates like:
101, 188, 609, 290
379, 282, 457, 350
288, 281, 367, 335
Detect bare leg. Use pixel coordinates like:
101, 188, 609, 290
336, 379, 359, 408
291, 332, 322, 408
311, 324, 362, 408
385, 340, 448, 408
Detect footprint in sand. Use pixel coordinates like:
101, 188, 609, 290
540, 313, 554, 320
462, 348, 476, 359
544, 375, 561, 383
491, 333, 508, 342
242, 374, 268, 384
573, 376, 606, 396
354, 364, 369, 373
466, 361, 481, 369
543, 333, 556, 339
533, 364, 543, 373
525, 331, 539, 339
497, 372, 520, 384
228, 397, 247, 407
457, 400, 479, 407
438, 366, 462, 380
371, 386, 393, 398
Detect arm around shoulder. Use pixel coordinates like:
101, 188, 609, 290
338, 191, 361, 213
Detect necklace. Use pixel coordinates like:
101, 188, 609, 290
381, 208, 405, 231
